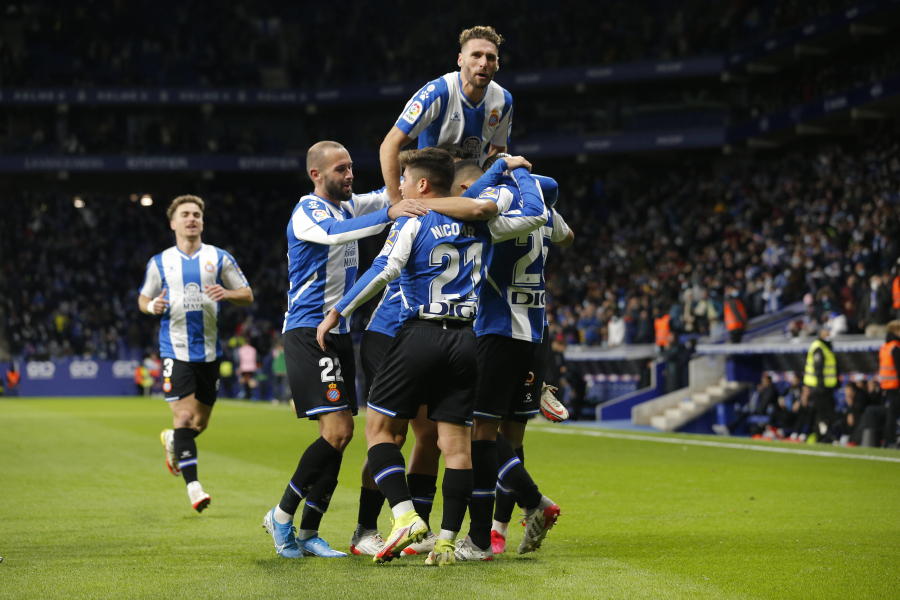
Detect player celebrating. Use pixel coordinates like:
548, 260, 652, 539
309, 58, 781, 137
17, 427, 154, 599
262, 141, 430, 559
318, 148, 547, 566
380, 25, 512, 203
449, 157, 574, 560
350, 150, 531, 557
139, 195, 254, 513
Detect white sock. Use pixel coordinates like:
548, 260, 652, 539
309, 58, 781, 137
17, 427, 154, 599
273, 506, 293, 525
437, 529, 457, 541
297, 529, 317, 541
391, 500, 415, 519
491, 520, 509, 537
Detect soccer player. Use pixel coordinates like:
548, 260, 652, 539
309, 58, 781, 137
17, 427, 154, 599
318, 148, 547, 566
380, 25, 512, 203
139, 195, 254, 513
350, 151, 531, 557
261, 141, 430, 559
449, 157, 574, 560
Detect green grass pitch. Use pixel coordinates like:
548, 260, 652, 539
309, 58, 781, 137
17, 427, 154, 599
2, 397, 899, 599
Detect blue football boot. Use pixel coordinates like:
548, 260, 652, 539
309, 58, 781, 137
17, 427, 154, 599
262, 507, 304, 558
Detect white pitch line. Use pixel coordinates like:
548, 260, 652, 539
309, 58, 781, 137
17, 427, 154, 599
528, 426, 900, 464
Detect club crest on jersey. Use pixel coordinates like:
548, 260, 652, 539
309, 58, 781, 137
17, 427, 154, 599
488, 109, 499, 127
402, 101, 423, 124
326, 383, 341, 402
312, 209, 329, 222
204, 261, 215, 273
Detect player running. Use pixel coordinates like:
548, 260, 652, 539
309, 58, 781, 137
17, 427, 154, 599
318, 148, 547, 566
449, 156, 574, 561
139, 195, 254, 513
380, 25, 512, 204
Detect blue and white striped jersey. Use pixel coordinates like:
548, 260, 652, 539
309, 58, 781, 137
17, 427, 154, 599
140, 244, 249, 362
283, 188, 392, 335
475, 200, 570, 342
395, 72, 513, 165
335, 168, 547, 325
364, 158, 512, 337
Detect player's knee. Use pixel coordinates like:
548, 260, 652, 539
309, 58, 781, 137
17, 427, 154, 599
394, 432, 407, 448
173, 410, 193, 428
324, 421, 354, 451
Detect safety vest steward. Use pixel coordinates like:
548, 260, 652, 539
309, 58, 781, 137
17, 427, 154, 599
893, 276, 900, 310
724, 299, 747, 331
803, 340, 838, 388
654, 314, 671, 347
879, 340, 900, 390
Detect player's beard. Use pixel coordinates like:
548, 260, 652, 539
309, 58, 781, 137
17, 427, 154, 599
465, 69, 493, 89
324, 177, 353, 201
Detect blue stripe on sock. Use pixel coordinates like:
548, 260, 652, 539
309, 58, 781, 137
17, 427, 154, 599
178, 458, 197, 468
289, 481, 304, 497
411, 497, 434, 504
498, 457, 521, 479
472, 489, 495, 497
373, 465, 405, 484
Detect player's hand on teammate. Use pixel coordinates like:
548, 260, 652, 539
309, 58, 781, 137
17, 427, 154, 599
503, 156, 532, 172
316, 309, 342, 351
388, 199, 429, 221
148, 289, 169, 314
205, 284, 228, 302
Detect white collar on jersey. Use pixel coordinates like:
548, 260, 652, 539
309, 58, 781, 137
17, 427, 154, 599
175, 243, 204, 260
457, 72, 486, 110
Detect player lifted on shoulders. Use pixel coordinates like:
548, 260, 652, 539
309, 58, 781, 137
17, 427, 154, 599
139, 195, 254, 513
319, 148, 547, 566
262, 141, 429, 559
380, 25, 512, 204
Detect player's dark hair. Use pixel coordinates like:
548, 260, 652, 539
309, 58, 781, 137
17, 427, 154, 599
459, 25, 504, 51
436, 143, 470, 162
452, 161, 484, 187
167, 195, 205, 221
398, 148, 454, 196
482, 152, 512, 171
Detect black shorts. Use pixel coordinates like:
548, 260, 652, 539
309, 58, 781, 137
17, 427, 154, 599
512, 326, 552, 424
473, 334, 539, 422
360, 330, 394, 393
162, 357, 220, 407
284, 327, 358, 420
367, 321, 476, 426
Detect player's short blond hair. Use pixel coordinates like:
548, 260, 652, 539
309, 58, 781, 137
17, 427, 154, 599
167, 195, 205, 221
459, 26, 504, 51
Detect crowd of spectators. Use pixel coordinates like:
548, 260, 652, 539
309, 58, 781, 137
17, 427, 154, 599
0, 0, 863, 89
2, 133, 898, 363
544, 134, 900, 346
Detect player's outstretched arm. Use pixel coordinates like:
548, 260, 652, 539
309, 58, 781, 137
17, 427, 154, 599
380, 127, 413, 205
488, 167, 549, 243
293, 199, 425, 246
316, 218, 418, 350
421, 197, 497, 221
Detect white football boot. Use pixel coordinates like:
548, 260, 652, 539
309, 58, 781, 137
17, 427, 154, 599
539, 385, 569, 422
